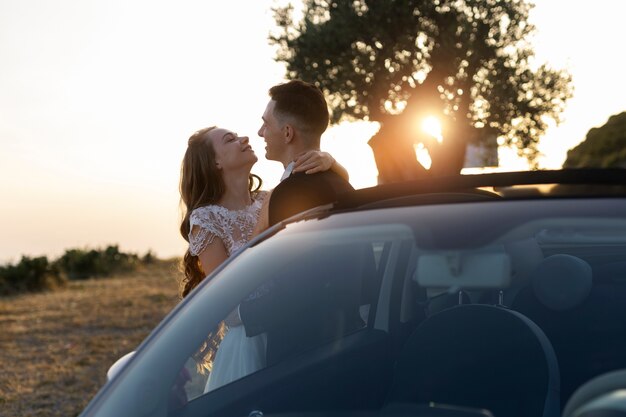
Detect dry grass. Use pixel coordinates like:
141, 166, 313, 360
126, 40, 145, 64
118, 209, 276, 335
0, 260, 181, 417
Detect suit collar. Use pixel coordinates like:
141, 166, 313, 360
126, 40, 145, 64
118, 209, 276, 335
280, 161, 296, 182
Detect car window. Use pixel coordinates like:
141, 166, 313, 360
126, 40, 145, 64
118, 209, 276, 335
171, 224, 413, 406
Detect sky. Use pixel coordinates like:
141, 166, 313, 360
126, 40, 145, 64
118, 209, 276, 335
0, 0, 624, 263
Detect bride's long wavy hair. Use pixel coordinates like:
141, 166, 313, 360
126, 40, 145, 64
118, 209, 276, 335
178, 126, 262, 298
179, 126, 262, 374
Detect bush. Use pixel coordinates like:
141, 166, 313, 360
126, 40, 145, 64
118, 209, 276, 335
0, 245, 150, 296
0, 256, 66, 296
55, 245, 140, 280
142, 250, 157, 264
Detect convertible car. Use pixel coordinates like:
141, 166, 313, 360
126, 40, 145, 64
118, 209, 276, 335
80, 169, 626, 417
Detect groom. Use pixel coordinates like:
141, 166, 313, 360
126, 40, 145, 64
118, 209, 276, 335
239, 80, 359, 366
258, 79, 354, 226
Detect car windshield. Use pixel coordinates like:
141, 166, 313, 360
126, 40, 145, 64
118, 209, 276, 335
87, 197, 626, 417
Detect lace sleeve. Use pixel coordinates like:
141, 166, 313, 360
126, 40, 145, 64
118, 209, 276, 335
255, 190, 270, 204
188, 207, 227, 256
252, 190, 270, 215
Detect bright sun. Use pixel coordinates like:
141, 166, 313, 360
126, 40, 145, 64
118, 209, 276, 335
414, 115, 444, 169
421, 116, 443, 143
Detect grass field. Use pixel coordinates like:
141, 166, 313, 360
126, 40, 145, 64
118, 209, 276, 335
0, 260, 181, 417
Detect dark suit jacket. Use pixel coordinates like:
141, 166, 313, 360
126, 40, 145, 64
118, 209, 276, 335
268, 170, 354, 226
239, 169, 359, 366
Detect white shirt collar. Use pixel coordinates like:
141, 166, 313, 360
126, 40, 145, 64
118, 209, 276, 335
280, 161, 295, 182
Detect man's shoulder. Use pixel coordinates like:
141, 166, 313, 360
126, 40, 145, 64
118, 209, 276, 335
277, 170, 354, 192
268, 171, 354, 226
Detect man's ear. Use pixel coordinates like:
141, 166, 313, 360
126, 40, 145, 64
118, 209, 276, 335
283, 124, 294, 144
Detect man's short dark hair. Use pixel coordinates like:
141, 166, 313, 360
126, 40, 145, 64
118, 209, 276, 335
268, 80, 329, 137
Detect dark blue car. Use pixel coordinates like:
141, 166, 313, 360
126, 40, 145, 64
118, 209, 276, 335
81, 169, 626, 417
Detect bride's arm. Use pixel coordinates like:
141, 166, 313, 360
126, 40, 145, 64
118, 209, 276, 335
196, 237, 229, 277
292, 150, 350, 181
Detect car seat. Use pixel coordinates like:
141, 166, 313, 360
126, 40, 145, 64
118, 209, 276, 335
511, 254, 626, 405
384, 304, 560, 417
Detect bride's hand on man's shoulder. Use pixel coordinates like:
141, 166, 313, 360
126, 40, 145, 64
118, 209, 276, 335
293, 151, 350, 181
292, 150, 335, 174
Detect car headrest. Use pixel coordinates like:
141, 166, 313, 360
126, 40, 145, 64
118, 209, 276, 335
532, 254, 592, 311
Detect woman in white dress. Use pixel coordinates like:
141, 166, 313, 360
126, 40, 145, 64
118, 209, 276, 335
178, 126, 348, 391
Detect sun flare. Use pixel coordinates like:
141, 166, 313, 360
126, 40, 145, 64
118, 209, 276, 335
421, 116, 443, 143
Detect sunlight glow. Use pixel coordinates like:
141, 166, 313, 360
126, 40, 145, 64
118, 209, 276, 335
321, 121, 380, 189
414, 143, 432, 170
421, 116, 443, 143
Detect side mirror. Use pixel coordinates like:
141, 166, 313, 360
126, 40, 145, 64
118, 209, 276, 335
106, 351, 135, 381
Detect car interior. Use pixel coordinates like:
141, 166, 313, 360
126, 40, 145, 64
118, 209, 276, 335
170, 201, 626, 417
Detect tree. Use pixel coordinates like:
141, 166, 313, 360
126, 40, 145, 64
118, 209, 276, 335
564, 112, 626, 168
271, 0, 573, 182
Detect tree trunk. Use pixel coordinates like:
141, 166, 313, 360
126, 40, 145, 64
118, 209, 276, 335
428, 117, 468, 177
367, 91, 469, 183
367, 122, 428, 184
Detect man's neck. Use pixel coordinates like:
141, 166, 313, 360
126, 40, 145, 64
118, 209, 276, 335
281, 144, 320, 168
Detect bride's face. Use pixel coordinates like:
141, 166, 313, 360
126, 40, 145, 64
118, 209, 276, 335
206, 128, 257, 172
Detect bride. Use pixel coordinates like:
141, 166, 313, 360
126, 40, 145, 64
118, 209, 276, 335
179, 126, 347, 391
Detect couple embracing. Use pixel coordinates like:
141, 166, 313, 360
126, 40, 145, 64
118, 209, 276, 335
178, 80, 355, 391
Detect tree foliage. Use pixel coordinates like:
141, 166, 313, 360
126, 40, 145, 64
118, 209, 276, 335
271, 0, 573, 181
564, 112, 626, 168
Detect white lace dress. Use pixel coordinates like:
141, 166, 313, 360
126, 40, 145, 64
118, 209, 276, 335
188, 191, 268, 392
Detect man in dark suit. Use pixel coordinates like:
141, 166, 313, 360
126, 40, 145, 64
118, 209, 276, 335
239, 80, 360, 366
257, 79, 354, 226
